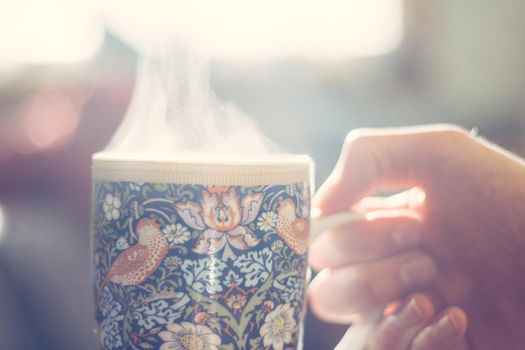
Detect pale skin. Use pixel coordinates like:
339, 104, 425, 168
308, 125, 525, 349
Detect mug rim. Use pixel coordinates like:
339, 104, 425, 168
92, 152, 314, 186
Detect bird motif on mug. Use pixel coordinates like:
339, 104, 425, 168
96, 217, 169, 303
276, 199, 309, 255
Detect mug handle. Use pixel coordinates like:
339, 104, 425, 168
309, 210, 364, 243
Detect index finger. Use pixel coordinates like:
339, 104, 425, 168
313, 125, 470, 214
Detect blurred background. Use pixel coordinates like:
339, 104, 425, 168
1, 0, 525, 348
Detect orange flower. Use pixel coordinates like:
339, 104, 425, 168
194, 311, 210, 325
225, 294, 247, 313
175, 187, 264, 255
262, 300, 275, 312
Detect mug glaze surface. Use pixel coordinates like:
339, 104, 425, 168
92, 176, 311, 350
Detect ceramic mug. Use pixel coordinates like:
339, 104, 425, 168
91, 154, 313, 350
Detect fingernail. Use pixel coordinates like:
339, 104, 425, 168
432, 313, 460, 338
400, 255, 436, 287
392, 224, 422, 249
397, 298, 425, 325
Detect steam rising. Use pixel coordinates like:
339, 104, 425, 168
104, 46, 275, 160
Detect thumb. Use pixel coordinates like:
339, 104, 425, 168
313, 125, 469, 214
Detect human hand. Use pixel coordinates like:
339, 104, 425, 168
309, 125, 525, 349
367, 293, 468, 350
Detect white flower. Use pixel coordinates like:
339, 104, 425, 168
257, 211, 277, 232
103, 193, 121, 221
271, 240, 284, 252
115, 237, 130, 250
159, 322, 221, 350
162, 223, 191, 245
164, 256, 183, 268
260, 304, 296, 350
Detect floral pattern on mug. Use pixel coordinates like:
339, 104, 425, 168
159, 322, 221, 350
174, 186, 263, 255
260, 304, 297, 350
162, 223, 191, 246
102, 193, 121, 221
93, 182, 310, 350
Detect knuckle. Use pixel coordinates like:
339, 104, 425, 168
344, 130, 374, 153
344, 130, 380, 162
345, 128, 370, 144
438, 125, 470, 141
430, 124, 473, 150
343, 131, 382, 182
414, 125, 472, 165
433, 123, 467, 133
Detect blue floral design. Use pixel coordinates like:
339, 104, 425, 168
181, 257, 228, 294
92, 182, 310, 349
99, 289, 124, 349
131, 293, 190, 329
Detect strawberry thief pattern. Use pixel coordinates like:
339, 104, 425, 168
92, 182, 310, 350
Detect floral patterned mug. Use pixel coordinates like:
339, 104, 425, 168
92, 154, 313, 350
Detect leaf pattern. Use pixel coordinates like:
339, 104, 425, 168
131, 293, 190, 329
234, 248, 273, 287
181, 257, 228, 294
